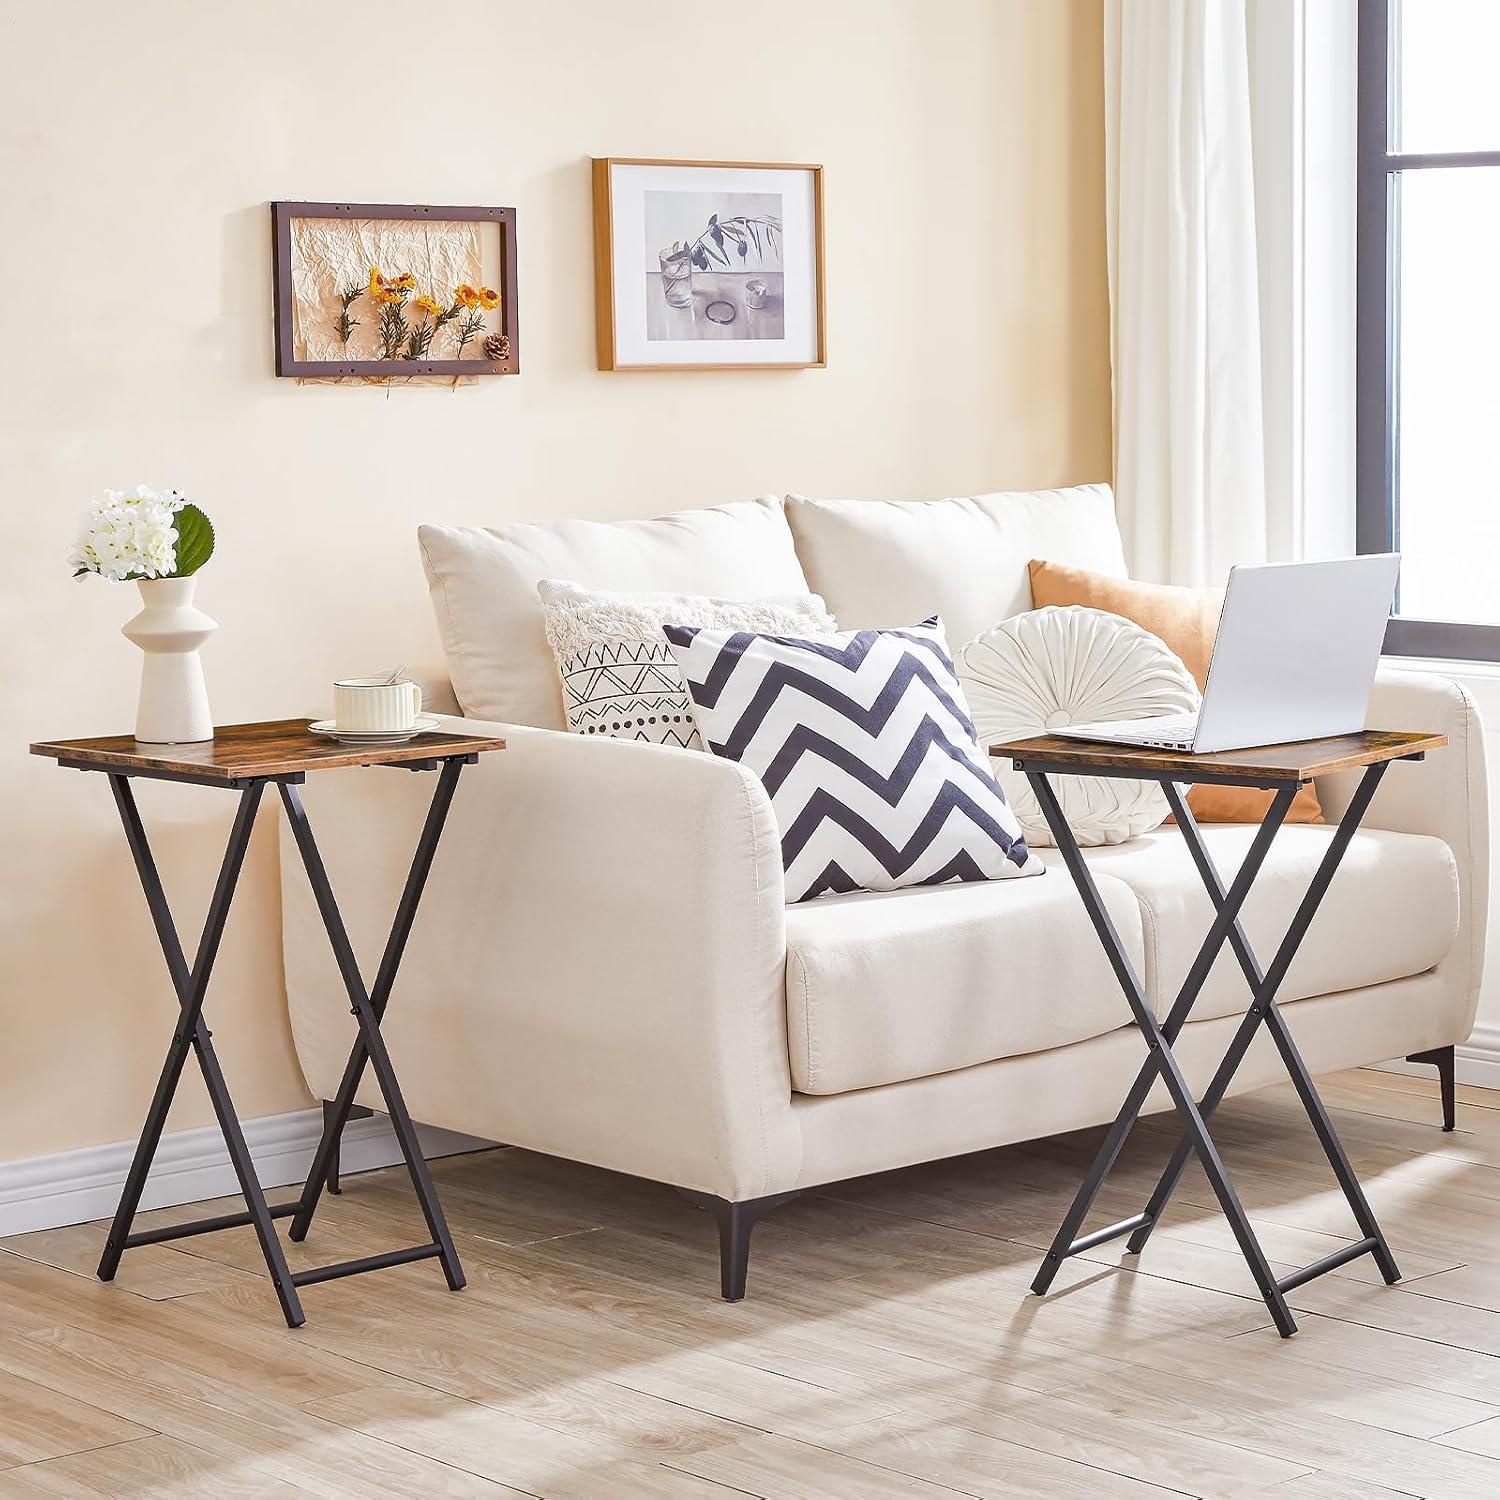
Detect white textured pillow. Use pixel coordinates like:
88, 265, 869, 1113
956, 606, 1199, 847
539, 579, 836, 749
419, 497, 811, 729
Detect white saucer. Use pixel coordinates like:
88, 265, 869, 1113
308, 716, 441, 746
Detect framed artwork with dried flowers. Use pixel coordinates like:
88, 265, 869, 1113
593, 159, 824, 371
270, 201, 518, 379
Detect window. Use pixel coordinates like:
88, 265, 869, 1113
1358, 0, 1500, 659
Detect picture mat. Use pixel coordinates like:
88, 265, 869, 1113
608, 163, 819, 366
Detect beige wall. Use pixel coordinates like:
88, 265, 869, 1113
1, 0, 1109, 1162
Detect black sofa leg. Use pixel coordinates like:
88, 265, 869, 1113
320, 1100, 375, 1193
1406, 1046, 1457, 1131
321, 1100, 342, 1194
679, 1190, 801, 1301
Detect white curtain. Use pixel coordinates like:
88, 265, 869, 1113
1105, 0, 1356, 587
1247, 0, 1358, 567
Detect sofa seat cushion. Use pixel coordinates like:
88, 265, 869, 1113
785, 867, 1144, 1094
1080, 825, 1460, 1024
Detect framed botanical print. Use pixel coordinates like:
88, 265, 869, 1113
270, 201, 519, 378
592, 159, 825, 371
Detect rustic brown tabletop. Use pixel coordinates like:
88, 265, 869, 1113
988, 728, 1445, 787
31, 717, 505, 784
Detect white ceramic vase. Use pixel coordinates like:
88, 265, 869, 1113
121, 576, 216, 744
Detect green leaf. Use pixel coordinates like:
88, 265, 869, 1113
171, 503, 215, 577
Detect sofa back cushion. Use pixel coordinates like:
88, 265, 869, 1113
785, 484, 1125, 645
419, 497, 812, 728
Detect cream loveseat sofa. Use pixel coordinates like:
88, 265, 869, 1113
280, 487, 1487, 1299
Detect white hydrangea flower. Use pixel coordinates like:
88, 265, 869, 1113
68, 485, 186, 582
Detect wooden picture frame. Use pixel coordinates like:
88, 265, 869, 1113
593, 158, 825, 371
270, 201, 519, 378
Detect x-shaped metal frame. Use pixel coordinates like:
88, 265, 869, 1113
1021, 759, 1401, 1337
95, 756, 471, 1328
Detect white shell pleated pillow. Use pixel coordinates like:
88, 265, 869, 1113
956, 606, 1200, 846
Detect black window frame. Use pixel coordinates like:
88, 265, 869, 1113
1357, 0, 1500, 660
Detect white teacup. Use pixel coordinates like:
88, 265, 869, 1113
333, 676, 422, 732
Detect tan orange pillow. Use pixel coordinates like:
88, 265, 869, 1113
1027, 560, 1322, 825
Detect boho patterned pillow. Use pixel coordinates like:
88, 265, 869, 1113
538, 578, 836, 749
663, 615, 1044, 902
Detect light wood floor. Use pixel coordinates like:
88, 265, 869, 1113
4, 1069, 1500, 1497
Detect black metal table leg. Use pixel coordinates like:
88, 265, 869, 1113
1124, 770, 1401, 1287
1026, 772, 1300, 1336
286, 757, 464, 1244
278, 773, 466, 1292
1026, 750, 1414, 1338
98, 776, 306, 1328
1026, 781, 1298, 1297
39, 722, 504, 1327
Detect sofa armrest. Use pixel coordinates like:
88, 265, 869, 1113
1317, 666, 1489, 1040
280, 716, 800, 1200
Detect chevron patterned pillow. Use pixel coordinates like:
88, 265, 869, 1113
663, 616, 1045, 902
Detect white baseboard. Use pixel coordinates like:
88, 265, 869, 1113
1368, 1023, 1500, 1092
9, 1030, 1497, 1241
0, 1108, 494, 1238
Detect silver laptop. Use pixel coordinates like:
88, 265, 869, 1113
1054, 554, 1400, 755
